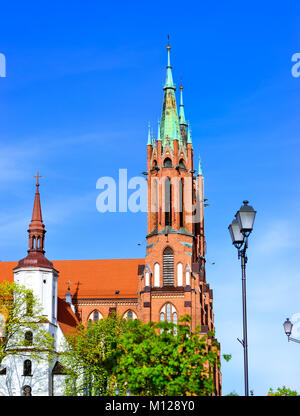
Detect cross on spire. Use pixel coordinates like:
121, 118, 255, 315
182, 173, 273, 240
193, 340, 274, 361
34, 172, 42, 187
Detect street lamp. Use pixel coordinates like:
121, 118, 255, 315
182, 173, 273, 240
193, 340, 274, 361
283, 318, 300, 344
228, 200, 256, 397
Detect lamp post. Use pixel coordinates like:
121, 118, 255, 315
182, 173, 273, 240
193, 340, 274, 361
228, 200, 256, 397
283, 318, 300, 344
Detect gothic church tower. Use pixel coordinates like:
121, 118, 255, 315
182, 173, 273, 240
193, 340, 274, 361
138, 44, 221, 394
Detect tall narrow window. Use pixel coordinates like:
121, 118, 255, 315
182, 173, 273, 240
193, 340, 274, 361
166, 303, 171, 323
154, 263, 160, 287
205, 304, 208, 325
152, 179, 158, 229
185, 271, 190, 286
163, 247, 174, 286
94, 310, 99, 322
145, 271, 150, 287
164, 177, 172, 226
23, 360, 32, 376
177, 263, 183, 286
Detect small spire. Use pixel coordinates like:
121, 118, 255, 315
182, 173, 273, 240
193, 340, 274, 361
179, 80, 187, 125
198, 156, 203, 176
28, 173, 46, 252
31, 172, 43, 223
15, 174, 53, 270
164, 35, 175, 90
147, 122, 152, 145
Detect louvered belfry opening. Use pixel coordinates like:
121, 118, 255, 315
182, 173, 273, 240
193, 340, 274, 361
163, 247, 174, 286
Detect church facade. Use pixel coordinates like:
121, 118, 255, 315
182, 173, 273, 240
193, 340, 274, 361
0, 43, 221, 396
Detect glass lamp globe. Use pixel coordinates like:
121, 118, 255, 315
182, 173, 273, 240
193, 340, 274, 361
236, 200, 256, 237
283, 318, 293, 337
228, 219, 244, 248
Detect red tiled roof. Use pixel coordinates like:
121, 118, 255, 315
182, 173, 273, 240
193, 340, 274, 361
57, 297, 80, 336
0, 258, 143, 299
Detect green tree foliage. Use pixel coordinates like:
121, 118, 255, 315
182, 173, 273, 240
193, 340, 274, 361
0, 281, 55, 366
61, 314, 220, 396
61, 314, 128, 396
268, 386, 298, 396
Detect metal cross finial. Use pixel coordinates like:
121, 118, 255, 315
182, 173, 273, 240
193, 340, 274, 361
167, 34, 171, 50
34, 172, 42, 186
66, 280, 72, 291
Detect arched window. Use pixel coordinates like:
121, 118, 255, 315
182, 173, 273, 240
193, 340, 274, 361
22, 385, 32, 396
179, 158, 186, 169
177, 263, 183, 286
152, 179, 158, 229
32, 236, 36, 249
23, 360, 32, 376
185, 270, 190, 286
88, 310, 103, 323
160, 303, 178, 330
24, 331, 33, 346
154, 263, 160, 287
123, 310, 137, 320
145, 271, 150, 286
163, 247, 174, 286
163, 157, 172, 168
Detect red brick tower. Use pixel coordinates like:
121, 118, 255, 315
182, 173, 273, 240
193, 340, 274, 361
138, 41, 221, 394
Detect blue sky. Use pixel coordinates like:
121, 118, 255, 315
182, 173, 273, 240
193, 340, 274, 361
0, 0, 300, 396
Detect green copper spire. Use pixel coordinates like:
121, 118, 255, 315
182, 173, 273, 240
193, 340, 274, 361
147, 122, 152, 145
198, 155, 203, 176
160, 38, 180, 150
164, 36, 175, 89
179, 83, 187, 125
